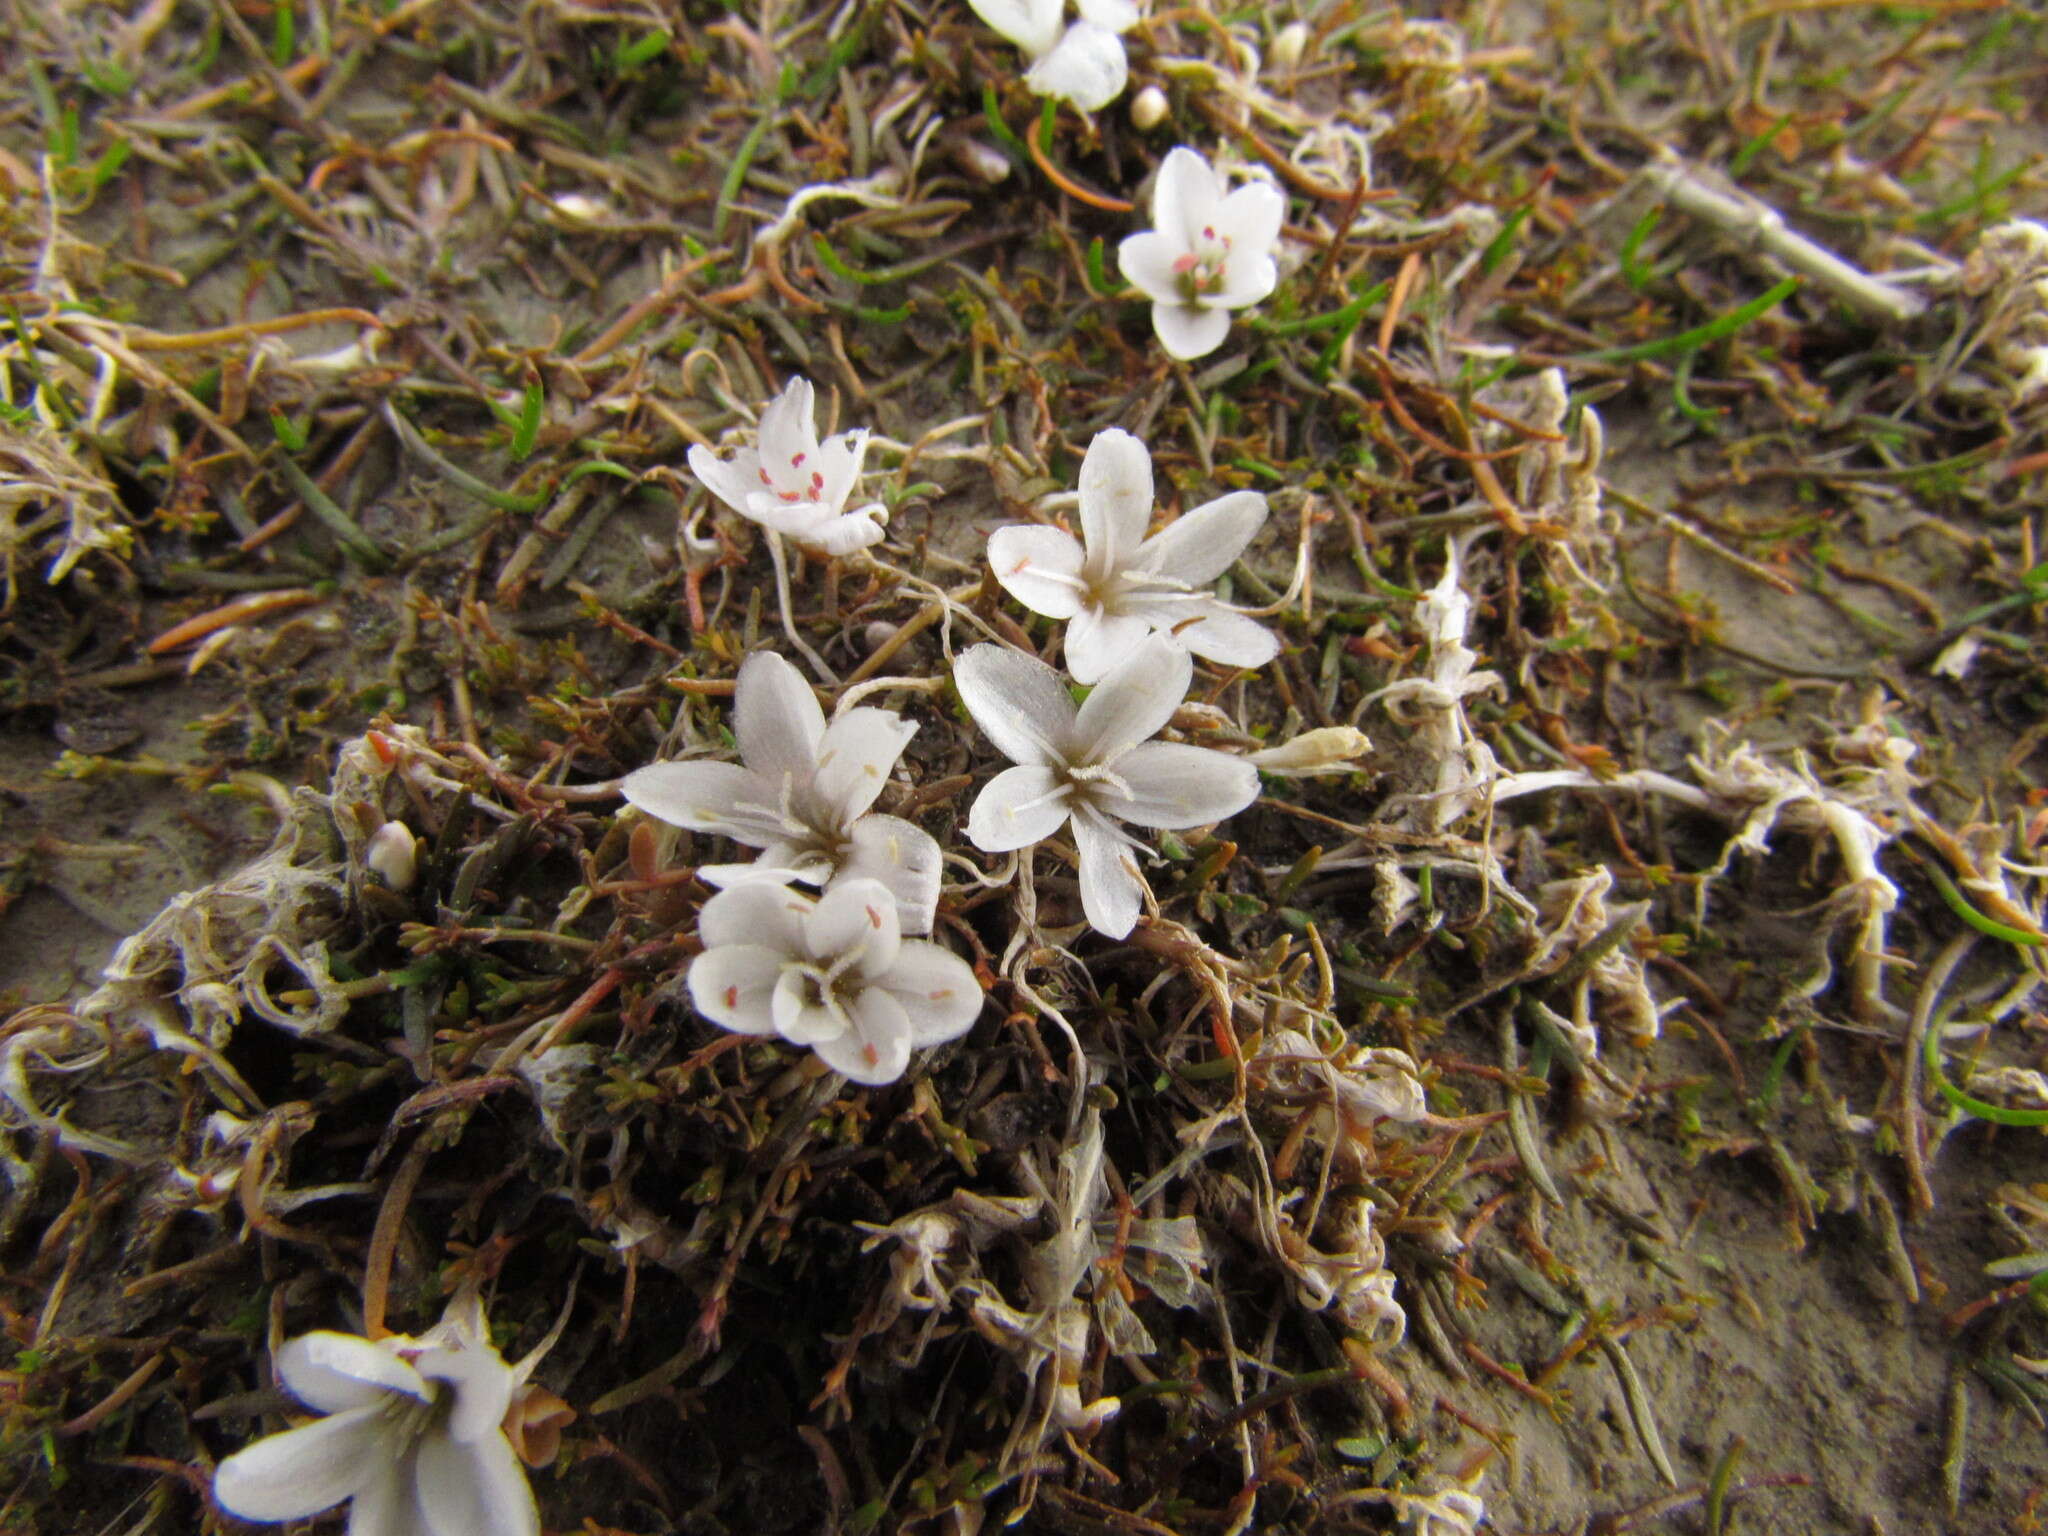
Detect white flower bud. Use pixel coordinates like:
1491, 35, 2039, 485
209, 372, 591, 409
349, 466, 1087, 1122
952, 137, 1013, 185
1270, 21, 1309, 69
1128, 84, 1169, 130
546, 192, 613, 224
1247, 726, 1372, 775
365, 821, 419, 891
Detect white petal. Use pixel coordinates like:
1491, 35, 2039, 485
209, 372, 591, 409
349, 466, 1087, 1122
1077, 428, 1153, 570
735, 650, 825, 783
795, 507, 887, 556
814, 987, 914, 1085
966, 765, 1073, 852
736, 492, 841, 542
953, 643, 1074, 768
622, 761, 781, 846
277, 1333, 427, 1414
214, 1408, 385, 1521
806, 877, 902, 975
988, 524, 1086, 619
1072, 808, 1145, 939
699, 874, 811, 951
878, 942, 985, 1046
1064, 604, 1155, 687
1100, 741, 1259, 829
771, 968, 847, 1046
1137, 490, 1267, 585
414, 1345, 513, 1446
698, 854, 831, 891
1216, 181, 1286, 302
756, 376, 821, 472
1155, 146, 1222, 255
1115, 230, 1185, 305
688, 945, 787, 1035
1076, 0, 1141, 32
344, 1456, 419, 1536
1073, 632, 1190, 763
415, 1431, 539, 1536
1175, 605, 1281, 669
1150, 300, 1232, 360
968, 0, 1062, 55
1215, 250, 1278, 311
687, 444, 763, 518
816, 428, 871, 511
1025, 21, 1128, 110
811, 708, 916, 825
837, 815, 943, 935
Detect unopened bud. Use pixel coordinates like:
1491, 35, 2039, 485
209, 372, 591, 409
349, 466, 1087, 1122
1247, 726, 1372, 775
365, 821, 419, 891
1270, 21, 1309, 70
952, 137, 1012, 185
547, 193, 613, 224
1129, 85, 1169, 131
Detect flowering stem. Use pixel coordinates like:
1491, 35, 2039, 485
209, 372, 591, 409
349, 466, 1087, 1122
362, 1137, 430, 1339
768, 530, 839, 683
1027, 102, 1132, 213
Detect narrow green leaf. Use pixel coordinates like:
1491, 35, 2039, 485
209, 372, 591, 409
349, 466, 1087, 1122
1580, 276, 1800, 365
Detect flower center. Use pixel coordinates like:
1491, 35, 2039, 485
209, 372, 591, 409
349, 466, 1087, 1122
379, 1377, 455, 1445
732, 771, 851, 850
757, 449, 829, 505
1172, 224, 1231, 301
1063, 761, 1134, 808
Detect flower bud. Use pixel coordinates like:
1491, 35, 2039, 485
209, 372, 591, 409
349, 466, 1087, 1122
1270, 21, 1309, 69
365, 821, 419, 891
952, 137, 1012, 185
1247, 726, 1372, 775
1129, 85, 1169, 131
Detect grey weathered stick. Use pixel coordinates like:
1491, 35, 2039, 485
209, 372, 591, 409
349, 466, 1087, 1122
1641, 157, 1928, 325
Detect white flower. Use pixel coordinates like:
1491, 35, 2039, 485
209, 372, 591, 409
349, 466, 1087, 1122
969, 0, 1142, 112
954, 634, 1259, 938
688, 876, 982, 1085
622, 649, 942, 933
987, 427, 1279, 685
213, 1298, 537, 1536
1117, 146, 1286, 359
686, 376, 886, 556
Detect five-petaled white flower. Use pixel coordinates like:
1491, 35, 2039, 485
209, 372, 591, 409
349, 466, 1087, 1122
955, 634, 1259, 939
689, 876, 983, 1085
213, 1296, 537, 1536
968, 0, 1142, 113
988, 427, 1279, 684
622, 650, 942, 933
687, 376, 887, 556
1118, 146, 1286, 359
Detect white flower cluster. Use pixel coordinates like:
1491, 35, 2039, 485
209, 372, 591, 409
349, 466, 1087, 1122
616, 408, 1315, 1082
209, 31, 1399, 1532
